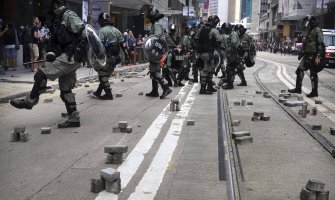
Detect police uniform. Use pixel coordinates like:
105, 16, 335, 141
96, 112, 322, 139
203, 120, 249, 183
224, 30, 240, 89
288, 16, 325, 98
182, 32, 192, 80
10, 5, 85, 128
194, 21, 222, 94
93, 22, 124, 100
215, 32, 227, 78
235, 32, 252, 86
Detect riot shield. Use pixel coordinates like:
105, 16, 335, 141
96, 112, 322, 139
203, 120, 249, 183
85, 24, 106, 69
144, 35, 168, 63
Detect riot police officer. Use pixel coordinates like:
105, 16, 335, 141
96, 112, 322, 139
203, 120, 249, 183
288, 15, 325, 98
234, 24, 252, 86
144, 7, 172, 99
10, 0, 86, 128
93, 12, 128, 100
194, 15, 222, 94
215, 24, 228, 79
164, 24, 183, 87
223, 23, 240, 90
182, 26, 193, 81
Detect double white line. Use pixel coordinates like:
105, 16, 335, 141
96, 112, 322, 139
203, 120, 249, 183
258, 58, 335, 123
96, 83, 198, 200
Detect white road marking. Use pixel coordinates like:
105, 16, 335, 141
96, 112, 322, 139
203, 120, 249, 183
128, 83, 198, 200
258, 58, 335, 122
95, 84, 191, 200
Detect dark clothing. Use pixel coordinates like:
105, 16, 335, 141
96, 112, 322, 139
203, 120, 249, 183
3, 29, 16, 45
31, 25, 39, 44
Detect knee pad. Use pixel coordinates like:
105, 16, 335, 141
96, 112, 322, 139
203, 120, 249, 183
34, 69, 47, 87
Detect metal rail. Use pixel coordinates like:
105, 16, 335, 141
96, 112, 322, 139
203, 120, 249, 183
218, 88, 237, 200
254, 61, 335, 158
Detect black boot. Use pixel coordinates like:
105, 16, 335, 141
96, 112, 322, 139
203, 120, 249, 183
237, 73, 247, 86
178, 80, 185, 86
222, 83, 234, 90
146, 80, 159, 97
100, 88, 113, 100
288, 70, 303, 94
160, 84, 172, 99
199, 76, 212, 94
93, 86, 103, 98
307, 73, 318, 98
207, 80, 217, 92
10, 99, 33, 109
58, 103, 80, 128
222, 70, 234, 90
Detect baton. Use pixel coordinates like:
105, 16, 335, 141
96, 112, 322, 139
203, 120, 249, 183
23, 60, 47, 66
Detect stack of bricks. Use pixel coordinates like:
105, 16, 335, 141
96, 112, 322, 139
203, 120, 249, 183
233, 131, 253, 145
113, 121, 132, 133
91, 168, 121, 194
170, 99, 180, 111
252, 112, 270, 121
11, 126, 29, 142
300, 179, 329, 200
104, 145, 128, 164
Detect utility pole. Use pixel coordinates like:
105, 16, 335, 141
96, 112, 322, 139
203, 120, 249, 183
88, 0, 93, 25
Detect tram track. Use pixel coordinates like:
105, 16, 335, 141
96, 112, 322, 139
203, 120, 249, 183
254, 60, 335, 158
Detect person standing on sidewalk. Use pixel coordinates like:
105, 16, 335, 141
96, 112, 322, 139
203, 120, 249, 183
30, 17, 41, 72
143, 7, 172, 99
10, 0, 87, 128
3, 23, 19, 71
288, 15, 325, 98
92, 12, 128, 100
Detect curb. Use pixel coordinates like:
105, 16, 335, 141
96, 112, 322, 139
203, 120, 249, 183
0, 63, 148, 104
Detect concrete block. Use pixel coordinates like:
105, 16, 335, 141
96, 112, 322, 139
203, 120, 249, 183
90, 178, 105, 193
118, 121, 128, 129
306, 179, 325, 192
105, 178, 121, 194
316, 190, 329, 200
11, 132, 21, 142
312, 125, 322, 130
76, 83, 82, 87
251, 116, 259, 121
170, 99, 180, 111
330, 128, 335, 135
112, 126, 121, 133
284, 100, 305, 107
300, 186, 316, 200
283, 94, 291, 99
302, 103, 308, 118
279, 93, 299, 97
41, 127, 51, 134
125, 75, 132, 78
89, 80, 95, 83
311, 107, 317, 115
298, 95, 304, 101
120, 128, 127, 133
45, 88, 56, 93
84, 84, 90, 87
61, 113, 68, 118
280, 89, 286, 93
126, 126, 132, 133
260, 116, 271, 121
241, 100, 246, 106
115, 93, 122, 97
235, 136, 253, 145
253, 112, 264, 117
100, 168, 120, 182
256, 91, 263, 94
14, 126, 25, 134
104, 145, 128, 154
121, 79, 124, 82
187, 120, 195, 126
234, 101, 241, 106
232, 131, 250, 139
105, 153, 123, 164
315, 100, 322, 105
20, 131, 29, 142
232, 120, 241, 126
138, 92, 144, 95
87, 90, 94, 94
264, 94, 271, 98
279, 98, 288, 103
43, 98, 53, 103
247, 101, 253, 105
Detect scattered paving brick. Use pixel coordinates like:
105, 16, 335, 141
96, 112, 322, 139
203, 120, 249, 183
315, 100, 322, 104
306, 179, 325, 192
104, 145, 128, 154
43, 98, 53, 103
91, 178, 105, 193
234, 101, 241, 106
235, 136, 253, 145
312, 125, 322, 130
284, 100, 305, 107
232, 120, 241, 126
330, 128, 335, 135
138, 92, 144, 95
115, 93, 122, 97
260, 116, 271, 121
232, 131, 250, 139
87, 90, 94, 94
186, 120, 195, 126
247, 101, 253, 105
241, 100, 246, 106
41, 127, 51, 134
84, 85, 90, 87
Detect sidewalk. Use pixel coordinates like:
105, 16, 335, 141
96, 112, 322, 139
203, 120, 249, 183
0, 63, 148, 103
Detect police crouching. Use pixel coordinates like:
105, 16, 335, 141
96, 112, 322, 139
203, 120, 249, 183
10, 0, 87, 128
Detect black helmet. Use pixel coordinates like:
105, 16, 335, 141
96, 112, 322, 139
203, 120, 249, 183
145, 7, 164, 23
169, 24, 177, 33
208, 15, 220, 27
302, 15, 317, 29
234, 24, 246, 36
221, 22, 232, 34
98, 12, 111, 26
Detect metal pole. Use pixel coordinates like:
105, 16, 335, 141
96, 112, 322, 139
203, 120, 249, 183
88, 0, 93, 25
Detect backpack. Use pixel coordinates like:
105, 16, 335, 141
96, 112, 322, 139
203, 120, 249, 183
197, 25, 211, 53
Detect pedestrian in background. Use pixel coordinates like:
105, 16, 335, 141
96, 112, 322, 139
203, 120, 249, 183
127, 30, 136, 65
3, 23, 19, 71
30, 17, 41, 72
